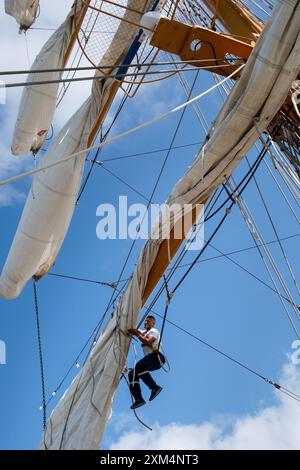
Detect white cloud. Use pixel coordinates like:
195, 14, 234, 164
0, 97, 30, 205
109, 359, 300, 450
0, 184, 25, 206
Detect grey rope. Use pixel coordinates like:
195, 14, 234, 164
33, 279, 47, 430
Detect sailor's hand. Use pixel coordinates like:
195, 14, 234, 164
128, 328, 139, 336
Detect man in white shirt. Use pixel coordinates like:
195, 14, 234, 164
128, 315, 165, 409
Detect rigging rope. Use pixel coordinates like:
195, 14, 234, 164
76, 88, 130, 205
151, 309, 300, 405
204, 239, 298, 307
0, 58, 244, 76
33, 280, 47, 430
262, 156, 300, 225
244, 155, 300, 296
48, 272, 117, 289
91, 67, 204, 344
97, 163, 150, 201
45, 262, 300, 411
212, 68, 300, 330
121, 114, 298, 344
171, 153, 265, 295
144, 111, 293, 322
137, 155, 280, 333
0, 64, 243, 90
227, 177, 300, 339
0, 64, 245, 188
47, 233, 300, 301
96, 140, 204, 162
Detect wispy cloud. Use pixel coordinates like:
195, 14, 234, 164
0, 184, 25, 206
109, 354, 300, 450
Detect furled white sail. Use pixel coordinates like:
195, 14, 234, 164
41, 0, 300, 450
0, 0, 151, 300
5, 0, 40, 31
11, 0, 88, 156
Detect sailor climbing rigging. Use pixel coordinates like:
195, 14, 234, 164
128, 315, 165, 410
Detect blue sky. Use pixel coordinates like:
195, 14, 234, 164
0, 1, 300, 450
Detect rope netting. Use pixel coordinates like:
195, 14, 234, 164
72, 0, 223, 92
71, 0, 272, 94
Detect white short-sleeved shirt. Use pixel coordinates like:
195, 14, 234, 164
140, 327, 161, 356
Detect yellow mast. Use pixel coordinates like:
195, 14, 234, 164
63, 0, 92, 66
202, 0, 261, 41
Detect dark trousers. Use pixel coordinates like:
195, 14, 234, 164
128, 352, 165, 401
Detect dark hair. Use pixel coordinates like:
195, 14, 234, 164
146, 315, 155, 322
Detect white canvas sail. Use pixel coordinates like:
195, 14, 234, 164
0, 0, 151, 300
11, 0, 88, 156
5, 0, 40, 31
41, 0, 300, 450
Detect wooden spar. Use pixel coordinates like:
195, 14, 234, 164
142, 200, 208, 305
150, 18, 253, 77
63, 0, 92, 67
150, 16, 299, 133
87, 81, 120, 147
202, 0, 261, 42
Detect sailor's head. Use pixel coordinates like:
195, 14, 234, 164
145, 315, 155, 330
